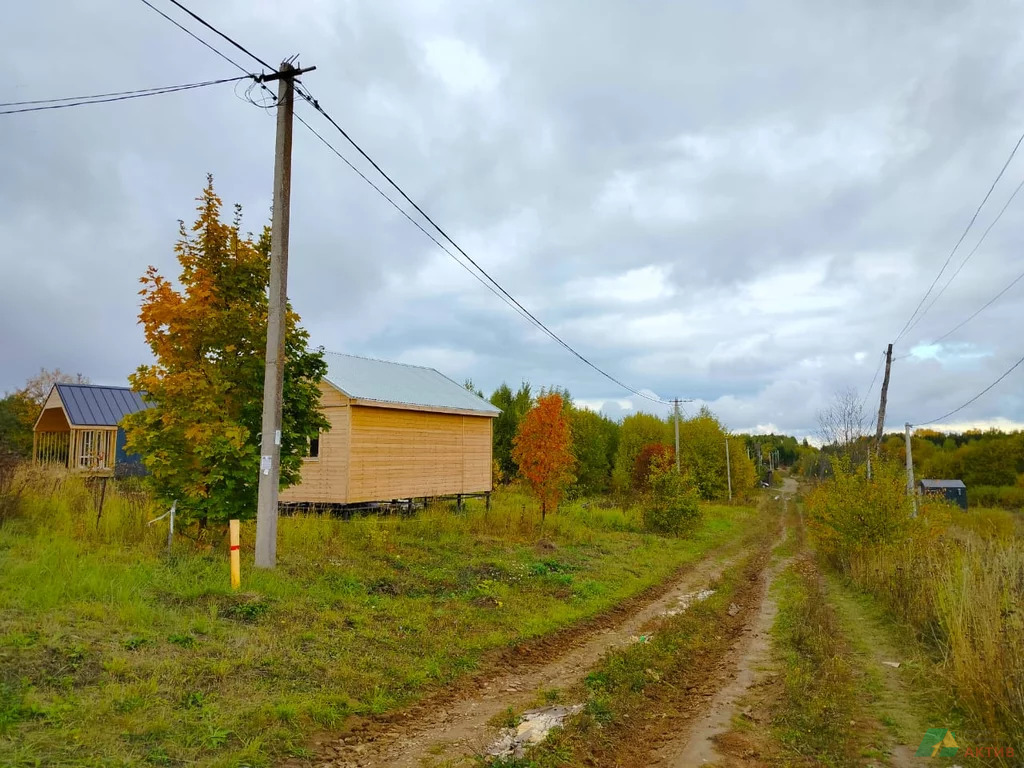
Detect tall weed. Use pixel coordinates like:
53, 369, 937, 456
807, 458, 1024, 752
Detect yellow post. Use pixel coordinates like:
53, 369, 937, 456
229, 519, 241, 590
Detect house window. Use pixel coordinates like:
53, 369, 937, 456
305, 433, 320, 460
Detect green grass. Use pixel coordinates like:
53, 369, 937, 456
770, 559, 870, 766
0, 470, 753, 767
825, 576, 970, 766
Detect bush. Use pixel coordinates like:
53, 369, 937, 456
641, 455, 701, 535
805, 457, 931, 567
969, 485, 1024, 510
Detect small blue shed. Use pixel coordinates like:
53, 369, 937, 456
918, 479, 967, 510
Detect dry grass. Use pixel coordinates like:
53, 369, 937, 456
806, 461, 1024, 756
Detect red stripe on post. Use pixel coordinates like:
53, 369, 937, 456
230, 545, 240, 551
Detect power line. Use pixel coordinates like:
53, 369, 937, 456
860, 350, 886, 408
134, 0, 674, 406
0, 76, 248, 115
894, 129, 1024, 344
896, 266, 1024, 361
916, 351, 1024, 426
293, 85, 671, 405
163, 0, 275, 73
137, 0, 253, 75
291, 112, 549, 339
902, 172, 1024, 339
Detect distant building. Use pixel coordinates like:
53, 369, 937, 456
33, 384, 151, 476
918, 478, 967, 510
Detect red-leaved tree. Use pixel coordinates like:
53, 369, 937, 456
512, 393, 575, 520
633, 442, 674, 491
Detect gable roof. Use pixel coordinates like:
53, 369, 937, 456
919, 478, 967, 490
54, 384, 151, 427
323, 353, 500, 416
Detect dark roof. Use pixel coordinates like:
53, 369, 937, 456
55, 384, 151, 427
919, 478, 967, 490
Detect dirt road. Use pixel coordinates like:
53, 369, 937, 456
653, 479, 796, 766
302, 538, 753, 767
297, 484, 794, 768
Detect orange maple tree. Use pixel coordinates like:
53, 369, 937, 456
124, 177, 328, 525
512, 393, 575, 519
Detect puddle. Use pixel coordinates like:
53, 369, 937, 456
663, 588, 715, 616
487, 704, 584, 759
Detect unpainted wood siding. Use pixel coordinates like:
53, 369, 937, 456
347, 405, 493, 502
279, 383, 352, 504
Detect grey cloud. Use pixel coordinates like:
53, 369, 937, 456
2, 0, 1023, 436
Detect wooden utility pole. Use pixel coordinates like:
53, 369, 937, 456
673, 398, 681, 473
255, 61, 315, 569
875, 344, 893, 446
725, 438, 732, 500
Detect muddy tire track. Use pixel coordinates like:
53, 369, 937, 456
295, 541, 750, 768
654, 540, 792, 766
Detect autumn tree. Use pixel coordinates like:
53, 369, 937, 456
612, 412, 667, 493
512, 393, 575, 519
0, 394, 34, 456
0, 369, 89, 457
490, 382, 534, 481
20, 368, 89, 406
675, 407, 757, 500
633, 442, 674, 491
125, 178, 328, 527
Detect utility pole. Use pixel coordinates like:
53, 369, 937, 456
904, 422, 918, 516
255, 61, 315, 569
725, 438, 732, 500
875, 344, 894, 446
673, 398, 681, 474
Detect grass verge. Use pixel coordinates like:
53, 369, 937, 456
0, 469, 753, 767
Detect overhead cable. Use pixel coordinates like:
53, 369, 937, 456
136, 0, 675, 406
0, 76, 248, 115
894, 129, 1024, 344
902, 172, 1024, 339
916, 352, 1024, 426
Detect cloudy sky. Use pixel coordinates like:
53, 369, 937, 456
3, 1, 1024, 438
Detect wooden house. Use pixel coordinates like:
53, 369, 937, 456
280, 354, 500, 505
919, 478, 968, 510
33, 384, 151, 476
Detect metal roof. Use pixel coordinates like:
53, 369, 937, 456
919, 478, 967, 489
55, 384, 151, 427
323, 353, 500, 415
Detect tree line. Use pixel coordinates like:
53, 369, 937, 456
0, 179, 761, 528
483, 380, 759, 502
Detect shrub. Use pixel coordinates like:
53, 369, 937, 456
969, 485, 1024, 510
805, 456, 930, 567
641, 455, 701, 535
632, 443, 673, 492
